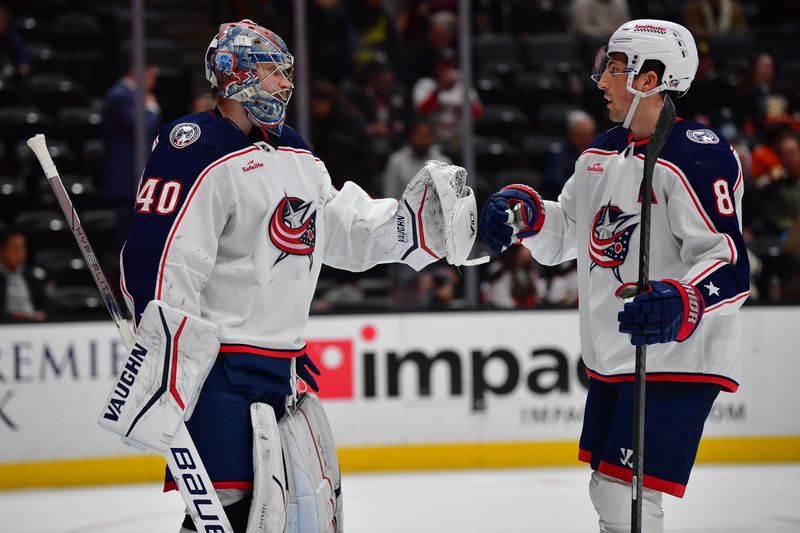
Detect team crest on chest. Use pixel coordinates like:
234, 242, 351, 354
589, 200, 638, 282
268, 195, 317, 266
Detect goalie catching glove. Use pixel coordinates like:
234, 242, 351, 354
397, 160, 487, 270
99, 300, 219, 452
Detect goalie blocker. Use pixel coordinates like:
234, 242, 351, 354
99, 300, 219, 451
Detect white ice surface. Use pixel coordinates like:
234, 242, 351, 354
1, 464, 799, 533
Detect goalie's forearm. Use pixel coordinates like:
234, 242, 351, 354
323, 181, 433, 271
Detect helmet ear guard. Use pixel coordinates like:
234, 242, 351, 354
205, 19, 294, 133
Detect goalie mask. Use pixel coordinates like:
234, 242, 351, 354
591, 19, 698, 128
205, 19, 294, 134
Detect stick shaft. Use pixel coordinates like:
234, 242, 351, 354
27, 134, 233, 533
631, 96, 676, 532
47, 173, 136, 348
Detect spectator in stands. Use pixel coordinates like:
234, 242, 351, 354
350, 0, 397, 73
542, 110, 596, 200
309, 80, 375, 193
413, 47, 484, 152
781, 218, 800, 301
481, 244, 541, 308
750, 116, 796, 189
343, 54, 408, 156
682, 0, 747, 41
382, 118, 451, 309
0, 5, 30, 79
738, 53, 797, 136
569, 0, 630, 39
761, 134, 800, 236
399, 9, 458, 84
102, 62, 161, 248
0, 228, 47, 322
309, 0, 355, 83
383, 119, 450, 199
421, 265, 460, 310
538, 261, 580, 307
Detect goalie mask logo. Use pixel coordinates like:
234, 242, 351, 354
589, 200, 638, 282
268, 195, 316, 266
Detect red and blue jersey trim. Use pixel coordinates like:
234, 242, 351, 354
577, 451, 688, 498
584, 365, 738, 393
219, 343, 306, 358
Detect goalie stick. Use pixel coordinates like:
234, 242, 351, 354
26, 134, 234, 533
616, 95, 677, 532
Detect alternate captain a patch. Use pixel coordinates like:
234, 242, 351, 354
589, 200, 638, 282
268, 195, 317, 266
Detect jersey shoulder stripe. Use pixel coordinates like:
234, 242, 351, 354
266, 124, 312, 152
587, 125, 627, 152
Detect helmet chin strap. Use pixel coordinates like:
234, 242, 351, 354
622, 74, 664, 131
622, 93, 641, 130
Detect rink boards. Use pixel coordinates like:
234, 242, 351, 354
1, 307, 798, 489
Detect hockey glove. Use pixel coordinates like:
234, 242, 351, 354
296, 353, 321, 392
617, 279, 704, 346
478, 184, 545, 253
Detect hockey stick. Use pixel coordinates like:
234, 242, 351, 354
617, 95, 676, 532
27, 134, 234, 533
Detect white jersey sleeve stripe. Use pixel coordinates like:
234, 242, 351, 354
688, 259, 726, 285
705, 290, 750, 313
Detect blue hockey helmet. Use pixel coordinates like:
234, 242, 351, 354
205, 19, 294, 134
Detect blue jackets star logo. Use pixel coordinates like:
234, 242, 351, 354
589, 200, 638, 282
268, 195, 316, 266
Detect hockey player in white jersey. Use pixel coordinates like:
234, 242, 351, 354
479, 20, 749, 532
115, 19, 481, 533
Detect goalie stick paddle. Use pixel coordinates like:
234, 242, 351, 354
26, 134, 235, 533
617, 95, 677, 532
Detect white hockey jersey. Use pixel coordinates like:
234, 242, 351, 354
524, 119, 750, 392
121, 111, 420, 356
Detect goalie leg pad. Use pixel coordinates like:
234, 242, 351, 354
246, 402, 289, 533
279, 393, 343, 533
99, 300, 219, 452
